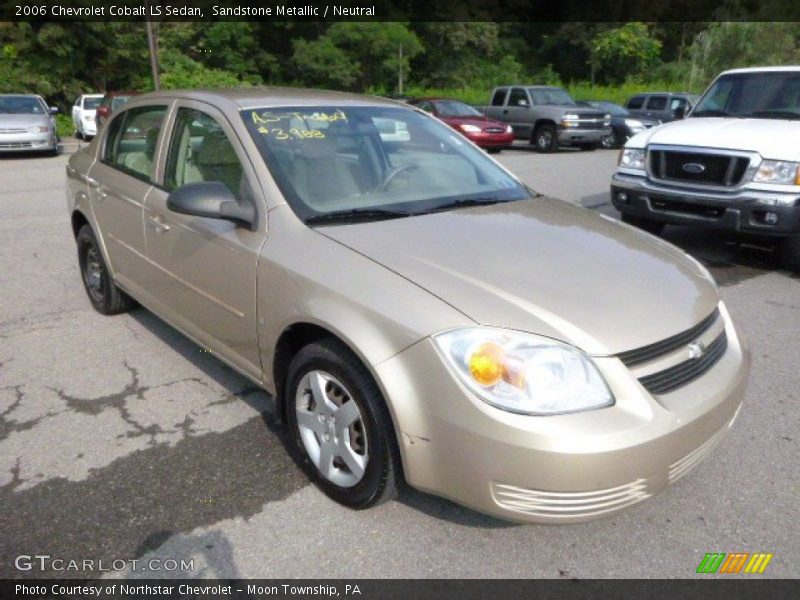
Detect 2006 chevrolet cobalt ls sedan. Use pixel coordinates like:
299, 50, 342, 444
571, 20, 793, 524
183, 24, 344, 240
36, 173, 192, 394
66, 89, 749, 523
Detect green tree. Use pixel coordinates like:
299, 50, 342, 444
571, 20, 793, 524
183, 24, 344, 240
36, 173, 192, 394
590, 23, 662, 84
292, 23, 423, 92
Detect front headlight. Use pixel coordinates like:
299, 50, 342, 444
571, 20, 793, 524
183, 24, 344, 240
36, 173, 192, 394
433, 327, 614, 415
459, 124, 482, 133
753, 160, 800, 185
505, 124, 513, 134
561, 113, 579, 127
28, 125, 51, 134
618, 148, 647, 170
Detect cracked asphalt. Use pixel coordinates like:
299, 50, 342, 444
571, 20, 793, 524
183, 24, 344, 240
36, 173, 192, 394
0, 143, 797, 579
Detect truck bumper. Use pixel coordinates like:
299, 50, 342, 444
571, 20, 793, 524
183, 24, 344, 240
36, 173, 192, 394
557, 126, 610, 146
611, 173, 800, 236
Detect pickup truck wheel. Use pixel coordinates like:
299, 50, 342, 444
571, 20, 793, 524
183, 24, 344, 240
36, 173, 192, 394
621, 213, 665, 236
779, 234, 800, 273
601, 132, 618, 149
285, 338, 401, 509
76, 225, 136, 315
533, 124, 557, 153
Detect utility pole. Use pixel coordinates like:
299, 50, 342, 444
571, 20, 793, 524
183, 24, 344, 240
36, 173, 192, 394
145, 0, 160, 90
397, 44, 403, 96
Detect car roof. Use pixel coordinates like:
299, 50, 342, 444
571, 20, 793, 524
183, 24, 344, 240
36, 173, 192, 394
129, 87, 404, 111
0, 93, 43, 98
721, 65, 800, 75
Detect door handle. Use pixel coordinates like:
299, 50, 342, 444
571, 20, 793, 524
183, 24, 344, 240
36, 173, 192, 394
503, 109, 509, 114
146, 214, 170, 234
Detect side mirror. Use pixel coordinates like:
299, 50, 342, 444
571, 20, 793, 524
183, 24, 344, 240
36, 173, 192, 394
517, 99, 529, 108
673, 105, 687, 120
49, 106, 59, 114
167, 181, 256, 230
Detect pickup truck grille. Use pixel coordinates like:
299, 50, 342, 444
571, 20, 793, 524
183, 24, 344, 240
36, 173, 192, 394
649, 150, 750, 186
574, 113, 609, 129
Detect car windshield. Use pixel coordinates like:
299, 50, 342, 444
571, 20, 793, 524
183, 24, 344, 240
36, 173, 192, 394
242, 106, 529, 223
84, 97, 103, 110
529, 88, 575, 106
433, 100, 482, 118
693, 71, 800, 119
0, 96, 46, 115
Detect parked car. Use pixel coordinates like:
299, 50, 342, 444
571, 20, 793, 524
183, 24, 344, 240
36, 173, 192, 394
612, 66, 800, 272
95, 91, 139, 131
72, 93, 104, 140
481, 86, 611, 152
581, 100, 660, 148
67, 88, 749, 524
625, 92, 700, 123
408, 97, 514, 153
0, 94, 59, 155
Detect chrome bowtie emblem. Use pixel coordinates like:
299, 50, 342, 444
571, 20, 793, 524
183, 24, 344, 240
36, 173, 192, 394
688, 340, 706, 359
682, 162, 706, 174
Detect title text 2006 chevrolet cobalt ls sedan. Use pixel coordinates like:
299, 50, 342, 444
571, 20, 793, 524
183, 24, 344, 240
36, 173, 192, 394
66, 89, 749, 523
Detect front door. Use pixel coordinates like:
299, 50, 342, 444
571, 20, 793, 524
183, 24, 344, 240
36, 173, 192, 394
143, 102, 268, 380
505, 87, 533, 138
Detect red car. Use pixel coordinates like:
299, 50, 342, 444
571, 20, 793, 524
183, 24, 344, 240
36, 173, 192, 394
408, 97, 514, 153
95, 91, 140, 131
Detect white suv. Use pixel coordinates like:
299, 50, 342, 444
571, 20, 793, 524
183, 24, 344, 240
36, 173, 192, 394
612, 66, 800, 272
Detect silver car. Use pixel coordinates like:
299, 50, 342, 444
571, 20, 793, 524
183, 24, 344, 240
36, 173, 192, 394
0, 94, 59, 155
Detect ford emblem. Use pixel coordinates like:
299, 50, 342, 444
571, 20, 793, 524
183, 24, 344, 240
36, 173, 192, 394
682, 162, 706, 174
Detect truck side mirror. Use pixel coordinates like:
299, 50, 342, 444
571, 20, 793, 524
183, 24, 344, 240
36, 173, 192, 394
517, 99, 529, 108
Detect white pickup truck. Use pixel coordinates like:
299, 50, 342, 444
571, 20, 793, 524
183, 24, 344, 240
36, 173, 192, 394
612, 66, 800, 272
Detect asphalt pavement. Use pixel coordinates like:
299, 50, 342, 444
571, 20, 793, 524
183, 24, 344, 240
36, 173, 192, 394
0, 141, 797, 579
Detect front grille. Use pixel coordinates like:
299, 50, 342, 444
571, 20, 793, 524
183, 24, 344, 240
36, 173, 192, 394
650, 150, 749, 186
483, 127, 505, 133
0, 141, 33, 149
618, 309, 720, 367
0, 128, 27, 134
638, 332, 728, 395
491, 479, 651, 521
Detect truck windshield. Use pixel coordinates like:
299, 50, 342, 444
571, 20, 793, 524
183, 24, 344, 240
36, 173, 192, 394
529, 88, 575, 106
242, 106, 529, 224
693, 71, 800, 119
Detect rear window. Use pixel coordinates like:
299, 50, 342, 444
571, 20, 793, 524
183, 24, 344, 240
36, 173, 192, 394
626, 96, 645, 110
645, 95, 668, 110
491, 89, 508, 107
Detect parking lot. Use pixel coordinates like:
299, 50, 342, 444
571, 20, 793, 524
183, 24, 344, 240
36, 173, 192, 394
0, 142, 797, 579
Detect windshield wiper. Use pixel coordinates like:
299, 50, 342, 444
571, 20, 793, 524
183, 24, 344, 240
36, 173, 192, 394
748, 109, 800, 120
305, 207, 411, 226
692, 109, 730, 117
413, 197, 516, 216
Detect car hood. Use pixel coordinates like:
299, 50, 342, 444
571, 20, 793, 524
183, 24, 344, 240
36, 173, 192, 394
0, 114, 50, 128
634, 117, 800, 160
441, 116, 507, 129
318, 198, 719, 356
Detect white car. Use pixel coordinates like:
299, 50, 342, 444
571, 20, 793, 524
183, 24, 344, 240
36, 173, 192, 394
71, 94, 104, 140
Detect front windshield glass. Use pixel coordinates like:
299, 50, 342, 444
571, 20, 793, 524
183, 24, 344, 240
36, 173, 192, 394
84, 97, 103, 110
0, 96, 46, 114
242, 106, 529, 223
693, 71, 800, 119
433, 100, 483, 118
529, 88, 575, 106
593, 102, 626, 116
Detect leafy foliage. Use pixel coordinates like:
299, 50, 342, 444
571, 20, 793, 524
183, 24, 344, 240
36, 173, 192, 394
591, 23, 662, 84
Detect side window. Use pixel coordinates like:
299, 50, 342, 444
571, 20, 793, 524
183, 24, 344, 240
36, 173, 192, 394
491, 89, 508, 107
417, 101, 435, 113
626, 96, 644, 109
508, 88, 529, 107
165, 108, 244, 199
103, 106, 166, 180
646, 95, 668, 111
670, 97, 687, 111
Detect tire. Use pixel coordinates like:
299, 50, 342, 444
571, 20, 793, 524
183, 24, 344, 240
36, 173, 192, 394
487, 148, 502, 154
779, 234, 800, 273
621, 213, 666, 235
285, 338, 402, 509
76, 225, 136, 315
601, 131, 620, 149
75, 129, 82, 141
532, 124, 557, 153
579, 143, 598, 151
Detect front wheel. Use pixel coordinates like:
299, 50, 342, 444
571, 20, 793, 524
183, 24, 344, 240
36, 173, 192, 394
621, 213, 665, 235
779, 234, 800, 274
532, 124, 557, 153
76, 225, 136, 315
285, 338, 402, 509
601, 132, 620, 149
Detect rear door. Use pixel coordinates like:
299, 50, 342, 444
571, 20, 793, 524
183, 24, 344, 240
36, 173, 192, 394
87, 103, 170, 292
142, 101, 268, 379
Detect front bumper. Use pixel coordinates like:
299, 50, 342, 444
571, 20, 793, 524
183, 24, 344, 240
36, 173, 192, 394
466, 131, 515, 149
557, 126, 611, 146
376, 307, 749, 524
0, 132, 56, 153
612, 172, 800, 236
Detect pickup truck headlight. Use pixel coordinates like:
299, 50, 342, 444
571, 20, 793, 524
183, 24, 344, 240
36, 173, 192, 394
604, 114, 611, 126
434, 327, 614, 415
459, 124, 482, 134
618, 148, 647, 171
753, 160, 800, 185
561, 114, 579, 128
